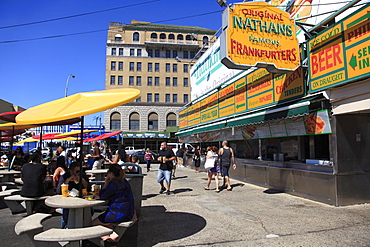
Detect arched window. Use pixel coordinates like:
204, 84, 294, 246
110, 112, 121, 130
166, 113, 177, 127
133, 32, 139, 42
114, 34, 122, 41
185, 35, 192, 41
148, 112, 158, 131
177, 34, 183, 40
159, 33, 166, 40
150, 33, 157, 39
168, 34, 175, 40
202, 36, 209, 46
129, 112, 140, 130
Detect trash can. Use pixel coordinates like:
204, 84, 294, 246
122, 163, 144, 216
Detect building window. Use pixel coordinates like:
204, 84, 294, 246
129, 62, 134, 71
183, 78, 188, 87
136, 76, 141, 86
148, 113, 158, 130
183, 51, 188, 59
173, 77, 178, 87
148, 63, 152, 72
183, 64, 188, 73
119, 48, 123, 56
165, 94, 170, 102
190, 51, 195, 58
147, 49, 153, 57
147, 93, 152, 102
114, 35, 122, 41
129, 113, 140, 130
130, 49, 135, 56
203, 36, 209, 46
166, 77, 170, 86
172, 50, 178, 58
147, 77, 152, 86
155, 93, 159, 102
150, 33, 157, 39
111, 61, 116, 70
166, 113, 177, 127
155, 77, 160, 86
118, 76, 123, 85
111, 48, 116, 56
110, 76, 115, 85
177, 34, 184, 40
159, 33, 166, 39
137, 62, 142, 71
173, 64, 177, 73
155, 63, 160, 72
168, 34, 175, 40
136, 97, 141, 102
133, 32, 139, 42
129, 76, 134, 86
154, 50, 160, 57
110, 112, 121, 130
118, 62, 123, 71
166, 50, 171, 58
184, 94, 189, 103
137, 49, 142, 56
173, 94, 177, 103
165, 63, 170, 72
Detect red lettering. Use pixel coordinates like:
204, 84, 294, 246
311, 45, 342, 75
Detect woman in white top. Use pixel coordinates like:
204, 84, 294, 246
204, 146, 220, 192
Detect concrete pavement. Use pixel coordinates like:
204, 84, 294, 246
137, 163, 370, 246
2, 163, 370, 246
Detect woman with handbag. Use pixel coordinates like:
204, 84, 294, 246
193, 145, 201, 173
204, 146, 220, 192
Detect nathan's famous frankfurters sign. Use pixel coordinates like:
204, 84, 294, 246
220, 1, 300, 72
180, 66, 304, 129
308, 3, 370, 93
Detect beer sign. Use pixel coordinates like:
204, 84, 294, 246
220, 1, 300, 72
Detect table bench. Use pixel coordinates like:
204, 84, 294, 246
34, 225, 113, 247
14, 213, 55, 247
0, 189, 24, 214
4, 194, 49, 215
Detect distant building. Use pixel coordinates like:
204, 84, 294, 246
104, 20, 216, 151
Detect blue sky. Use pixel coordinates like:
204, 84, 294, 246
0, 0, 235, 125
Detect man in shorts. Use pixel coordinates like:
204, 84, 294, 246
157, 142, 176, 195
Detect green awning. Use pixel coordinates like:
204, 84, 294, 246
176, 121, 226, 137
226, 100, 310, 128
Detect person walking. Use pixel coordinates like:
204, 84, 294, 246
193, 145, 201, 173
219, 141, 236, 191
204, 146, 220, 192
144, 148, 155, 172
157, 142, 176, 195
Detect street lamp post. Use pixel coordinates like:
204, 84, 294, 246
64, 74, 76, 97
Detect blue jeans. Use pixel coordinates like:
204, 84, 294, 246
157, 169, 172, 185
146, 160, 151, 170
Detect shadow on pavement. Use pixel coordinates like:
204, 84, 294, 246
172, 175, 188, 180
263, 189, 285, 194
173, 188, 193, 194
138, 205, 206, 247
142, 193, 158, 200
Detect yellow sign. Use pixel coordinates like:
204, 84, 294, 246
219, 84, 235, 118
248, 91, 274, 110
187, 102, 201, 127
235, 77, 247, 113
179, 109, 188, 129
220, 1, 300, 72
274, 67, 304, 101
200, 93, 219, 122
247, 69, 272, 98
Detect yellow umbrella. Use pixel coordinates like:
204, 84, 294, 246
55, 129, 96, 137
13, 137, 39, 146
0, 122, 37, 130
57, 136, 80, 141
16, 88, 140, 125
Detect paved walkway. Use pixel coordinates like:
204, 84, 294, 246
137, 163, 370, 246
2, 163, 370, 246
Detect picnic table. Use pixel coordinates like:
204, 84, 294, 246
0, 170, 20, 183
45, 195, 106, 228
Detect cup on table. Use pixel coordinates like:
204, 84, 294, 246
61, 184, 69, 197
92, 184, 100, 198
82, 188, 88, 196
1, 185, 6, 191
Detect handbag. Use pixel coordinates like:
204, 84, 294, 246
204, 158, 215, 170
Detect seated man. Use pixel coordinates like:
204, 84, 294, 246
57, 162, 89, 228
21, 152, 53, 212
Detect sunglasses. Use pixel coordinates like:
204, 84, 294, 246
75, 170, 80, 174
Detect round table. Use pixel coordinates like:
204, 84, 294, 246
85, 169, 108, 181
0, 170, 21, 183
45, 195, 107, 228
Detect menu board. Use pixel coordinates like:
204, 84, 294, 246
285, 116, 307, 136
269, 119, 288, 137
254, 123, 271, 139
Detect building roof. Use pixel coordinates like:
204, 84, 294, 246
109, 20, 216, 35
